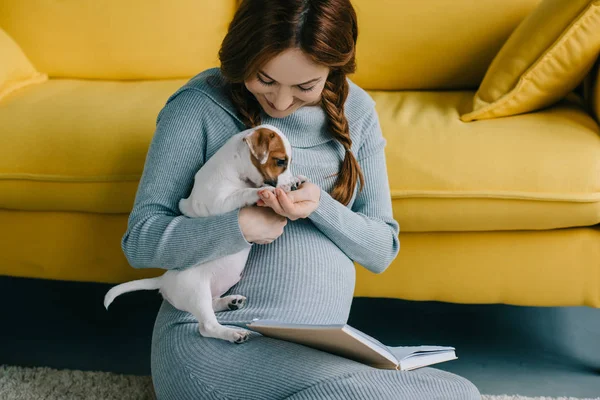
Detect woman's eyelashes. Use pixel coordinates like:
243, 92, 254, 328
257, 75, 276, 86
297, 85, 316, 92
257, 74, 316, 92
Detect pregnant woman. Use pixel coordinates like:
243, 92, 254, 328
121, 0, 481, 398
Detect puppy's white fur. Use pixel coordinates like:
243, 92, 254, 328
104, 124, 297, 344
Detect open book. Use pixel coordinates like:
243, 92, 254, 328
246, 319, 457, 371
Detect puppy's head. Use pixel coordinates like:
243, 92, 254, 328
243, 125, 295, 188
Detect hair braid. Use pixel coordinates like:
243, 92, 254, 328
230, 82, 262, 128
321, 71, 365, 205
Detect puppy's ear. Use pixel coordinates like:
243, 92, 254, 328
244, 128, 275, 165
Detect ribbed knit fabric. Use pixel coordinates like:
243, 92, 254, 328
122, 68, 481, 400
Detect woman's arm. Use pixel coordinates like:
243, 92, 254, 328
121, 89, 252, 270
307, 110, 400, 274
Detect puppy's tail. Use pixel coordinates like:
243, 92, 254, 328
104, 277, 162, 310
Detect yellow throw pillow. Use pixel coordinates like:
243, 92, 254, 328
461, 0, 600, 122
0, 27, 47, 101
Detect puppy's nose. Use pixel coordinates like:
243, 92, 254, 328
290, 182, 298, 191
265, 179, 277, 187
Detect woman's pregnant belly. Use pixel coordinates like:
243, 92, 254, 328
215, 219, 356, 326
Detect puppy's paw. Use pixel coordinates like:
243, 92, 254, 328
296, 174, 309, 184
278, 182, 295, 193
289, 175, 309, 191
232, 329, 251, 344
226, 295, 247, 311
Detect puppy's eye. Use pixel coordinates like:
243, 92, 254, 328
275, 159, 287, 167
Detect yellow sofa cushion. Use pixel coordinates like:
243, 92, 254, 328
461, 0, 600, 122
0, 1, 236, 80
372, 90, 600, 232
0, 27, 47, 101
2, 210, 599, 308
351, 0, 541, 90
0, 78, 186, 213
2, 81, 600, 234
355, 226, 600, 307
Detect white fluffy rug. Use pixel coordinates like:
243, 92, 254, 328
0, 365, 598, 400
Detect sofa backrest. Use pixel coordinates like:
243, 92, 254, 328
0, 0, 237, 81
0, 0, 540, 90
351, 0, 542, 90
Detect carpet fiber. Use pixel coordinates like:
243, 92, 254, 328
1, 365, 598, 400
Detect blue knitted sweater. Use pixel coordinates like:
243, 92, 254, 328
121, 68, 400, 326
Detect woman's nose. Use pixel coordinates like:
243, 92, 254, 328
272, 87, 294, 111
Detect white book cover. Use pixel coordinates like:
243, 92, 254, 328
246, 319, 457, 371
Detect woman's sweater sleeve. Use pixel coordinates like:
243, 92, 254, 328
121, 89, 252, 270
307, 109, 400, 274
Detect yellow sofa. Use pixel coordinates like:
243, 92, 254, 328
2, 0, 600, 308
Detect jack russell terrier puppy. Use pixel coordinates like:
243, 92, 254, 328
104, 124, 305, 344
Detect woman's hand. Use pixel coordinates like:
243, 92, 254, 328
239, 206, 287, 244
257, 182, 321, 221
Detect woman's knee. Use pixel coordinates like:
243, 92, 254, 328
422, 368, 481, 400
458, 375, 481, 400
283, 368, 480, 400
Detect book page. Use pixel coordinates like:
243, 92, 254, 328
400, 352, 458, 371
388, 345, 455, 360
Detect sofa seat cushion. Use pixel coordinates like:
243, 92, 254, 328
372, 90, 600, 232
2, 80, 600, 233
0, 78, 186, 213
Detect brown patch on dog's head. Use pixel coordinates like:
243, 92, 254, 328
243, 127, 289, 186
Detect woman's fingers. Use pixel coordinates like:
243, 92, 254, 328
276, 189, 296, 216
285, 186, 312, 203
259, 190, 285, 215
258, 184, 320, 220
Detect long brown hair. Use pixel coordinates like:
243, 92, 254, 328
219, 0, 364, 205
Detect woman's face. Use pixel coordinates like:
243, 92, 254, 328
245, 48, 330, 119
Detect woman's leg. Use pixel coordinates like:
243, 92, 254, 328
151, 301, 481, 400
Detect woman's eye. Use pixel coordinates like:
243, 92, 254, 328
297, 85, 316, 92
257, 75, 275, 86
